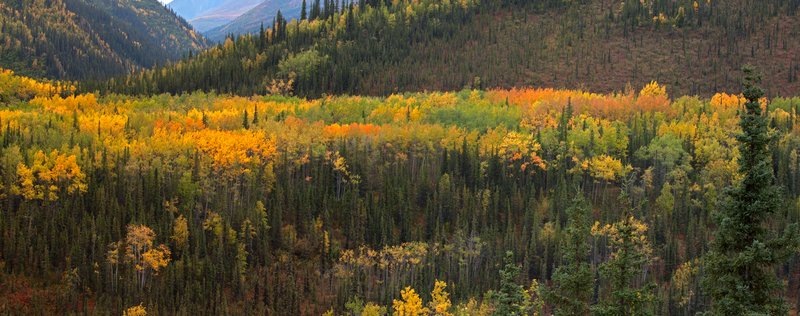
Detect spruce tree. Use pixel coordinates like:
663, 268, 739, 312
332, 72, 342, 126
253, 106, 260, 125
592, 213, 655, 316
275, 11, 285, 41
545, 192, 593, 316
311, 0, 321, 20
703, 66, 799, 315
494, 251, 531, 316
72, 109, 79, 131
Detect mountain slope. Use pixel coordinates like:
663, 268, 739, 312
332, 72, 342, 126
190, 0, 263, 32
99, 0, 800, 97
366, 1, 800, 97
0, 0, 207, 80
168, 0, 263, 32
166, 0, 224, 20
167, 0, 262, 32
203, 0, 303, 42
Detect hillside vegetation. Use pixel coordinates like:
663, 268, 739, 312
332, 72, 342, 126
2, 1, 800, 315
94, 0, 800, 97
2, 68, 800, 315
0, 0, 207, 80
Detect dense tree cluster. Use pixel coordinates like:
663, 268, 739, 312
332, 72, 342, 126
0, 69, 71, 102
1, 69, 799, 314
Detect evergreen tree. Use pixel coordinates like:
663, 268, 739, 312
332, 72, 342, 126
72, 110, 79, 131
702, 66, 800, 315
274, 11, 286, 42
553, 100, 574, 215
592, 214, 656, 316
301, 0, 308, 20
545, 192, 593, 316
493, 251, 531, 316
324, 0, 332, 18
259, 23, 266, 49
253, 106, 260, 125
311, 0, 321, 20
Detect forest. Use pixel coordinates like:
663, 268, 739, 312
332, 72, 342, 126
0, 65, 799, 315
0, 0, 206, 80
87, 0, 800, 97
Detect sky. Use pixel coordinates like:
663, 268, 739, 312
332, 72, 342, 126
159, 0, 172, 4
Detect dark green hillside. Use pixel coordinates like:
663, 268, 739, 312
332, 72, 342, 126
97, 0, 800, 97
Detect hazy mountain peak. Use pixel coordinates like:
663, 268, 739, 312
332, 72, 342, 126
169, 0, 264, 32
204, 0, 304, 42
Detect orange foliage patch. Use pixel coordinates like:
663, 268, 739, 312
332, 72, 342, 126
323, 123, 381, 139
189, 129, 277, 177
488, 86, 672, 127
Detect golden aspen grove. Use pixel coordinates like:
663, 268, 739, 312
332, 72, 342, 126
2, 0, 800, 315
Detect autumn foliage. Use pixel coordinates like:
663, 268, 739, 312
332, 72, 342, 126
1, 73, 799, 315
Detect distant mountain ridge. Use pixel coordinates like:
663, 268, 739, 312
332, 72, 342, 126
166, 0, 224, 19
168, 0, 263, 32
203, 0, 304, 42
0, 0, 207, 80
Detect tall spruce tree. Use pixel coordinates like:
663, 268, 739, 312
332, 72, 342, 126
311, 0, 321, 20
590, 173, 655, 316
592, 213, 655, 316
545, 191, 593, 316
494, 251, 532, 316
702, 66, 799, 315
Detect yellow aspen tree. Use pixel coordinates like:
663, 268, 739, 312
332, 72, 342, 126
13, 150, 86, 201
171, 215, 189, 249
123, 304, 147, 316
125, 224, 171, 287
142, 245, 171, 274
202, 211, 224, 244
125, 224, 156, 273
393, 287, 429, 316
429, 280, 453, 316
639, 81, 667, 98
